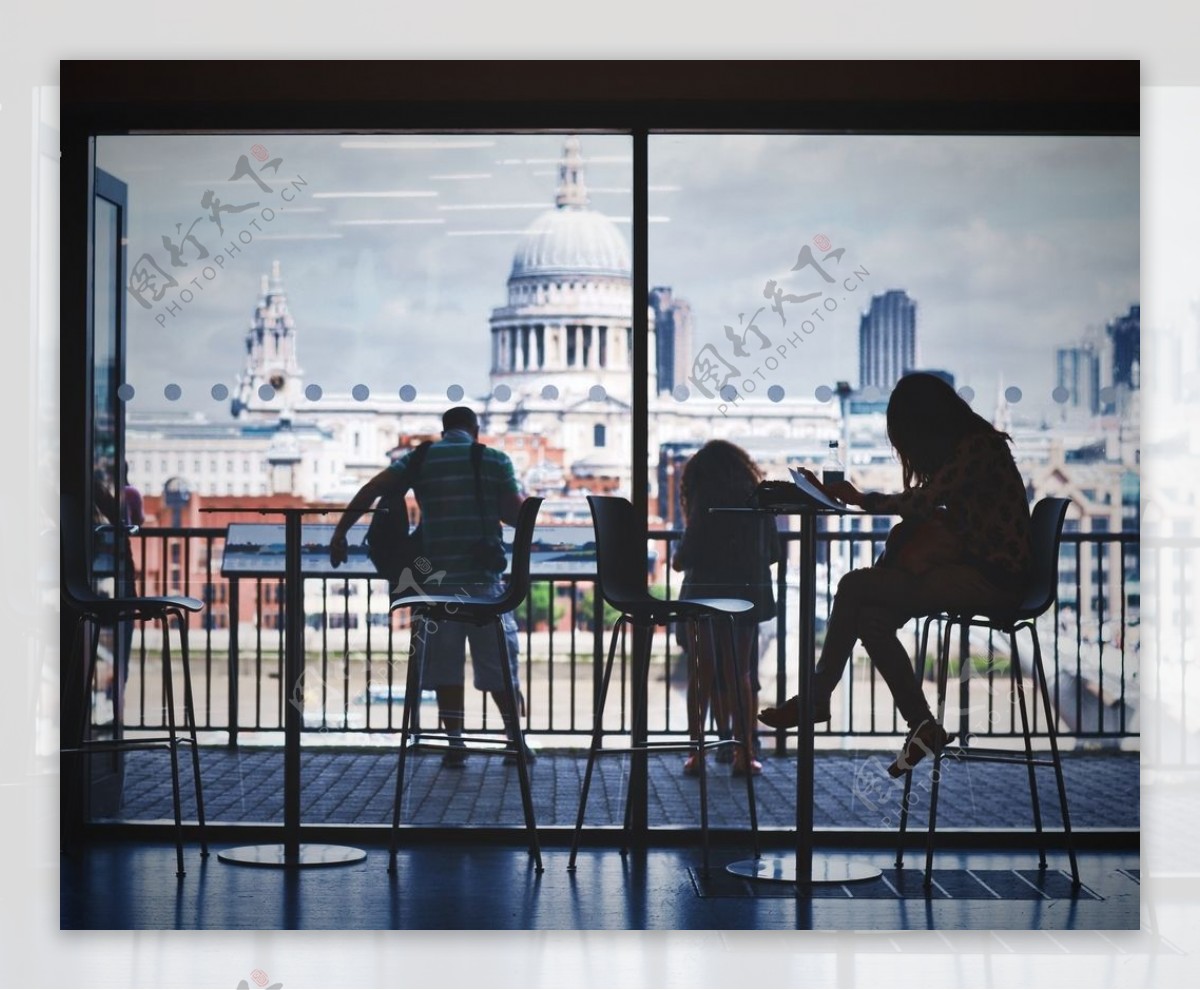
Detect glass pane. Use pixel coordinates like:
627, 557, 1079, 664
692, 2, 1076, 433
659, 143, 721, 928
650, 133, 1139, 739
90, 195, 121, 592
94, 132, 635, 824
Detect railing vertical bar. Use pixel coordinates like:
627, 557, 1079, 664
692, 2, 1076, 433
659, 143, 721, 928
546, 578, 555, 733
1096, 540, 1106, 735
1119, 540, 1127, 735
254, 577, 263, 731
276, 578, 285, 728
1074, 542, 1083, 735
203, 535, 214, 727
364, 577, 373, 732
341, 577, 351, 731
228, 578, 240, 746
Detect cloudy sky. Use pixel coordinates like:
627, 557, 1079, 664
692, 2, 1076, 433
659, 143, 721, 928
98, 131, 1138, 422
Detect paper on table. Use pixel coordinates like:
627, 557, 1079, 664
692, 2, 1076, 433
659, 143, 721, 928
788, 467, 852, 512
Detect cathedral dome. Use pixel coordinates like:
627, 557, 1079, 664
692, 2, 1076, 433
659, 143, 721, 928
508, 136, 630, 281
510, 208, 630, 280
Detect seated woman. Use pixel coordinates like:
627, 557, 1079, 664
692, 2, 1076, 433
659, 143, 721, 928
759, 372, 1033, 776
673, 440, 780, 777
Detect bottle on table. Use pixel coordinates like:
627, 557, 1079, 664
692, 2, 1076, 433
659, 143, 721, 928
822, 440, 845, 487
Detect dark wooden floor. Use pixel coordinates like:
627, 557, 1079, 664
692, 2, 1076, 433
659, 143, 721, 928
60, 840, 1139, 930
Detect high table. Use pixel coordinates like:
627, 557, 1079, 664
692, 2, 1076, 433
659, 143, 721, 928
205, 506, 367, 868
717, 502, 881, 888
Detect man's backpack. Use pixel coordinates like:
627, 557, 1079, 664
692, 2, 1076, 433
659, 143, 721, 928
364, 441, 432, 589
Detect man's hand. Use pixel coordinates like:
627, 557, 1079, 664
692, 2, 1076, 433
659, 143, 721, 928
330, 531, 350, 568
327, 466, 406, 568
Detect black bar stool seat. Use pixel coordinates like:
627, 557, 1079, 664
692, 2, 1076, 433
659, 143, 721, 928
897, 496, 1080, 888
386, 496, 544, 873
568, 495, 761, 876
60, 494, 208, 878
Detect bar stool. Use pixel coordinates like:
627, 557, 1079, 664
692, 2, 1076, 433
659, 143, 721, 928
60, 494, 208, 878
896, 496, 1080, 888
387, 496, 543, 873
568, 495, 761, 876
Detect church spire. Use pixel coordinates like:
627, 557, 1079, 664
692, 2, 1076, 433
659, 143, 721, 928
232, 260, 304, 418
555, 135, 588, 209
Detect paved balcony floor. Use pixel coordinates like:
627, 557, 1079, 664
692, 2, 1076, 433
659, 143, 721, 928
107, 746, 1139, 830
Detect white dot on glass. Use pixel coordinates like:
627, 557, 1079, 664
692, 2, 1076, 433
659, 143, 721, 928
352, 384, 370, 401
672, 384, 689, 402
541, 385, 559, 401
494, 385, 512, 402
1052, 385, 1070, 404
258, 384, 275, 401
719, 385, 738, 402
305, 384, 323, 401
814, 385, 833, 402
117, 383, 135, 402
1005, 386, 1023, 404
164, 383, 182, 401
768, 385, 785, 403
958, 386, 975, 403
210, 384, 229, 401
589, 385, 607, 402
399, 385, 417, 402
447, 384, 465, 402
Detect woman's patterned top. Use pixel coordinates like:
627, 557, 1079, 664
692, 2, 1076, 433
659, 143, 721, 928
861, 431, 1032, 591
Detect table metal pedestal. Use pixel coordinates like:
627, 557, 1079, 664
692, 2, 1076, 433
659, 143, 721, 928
722, 503, 881, 887
208, 506, 366, 870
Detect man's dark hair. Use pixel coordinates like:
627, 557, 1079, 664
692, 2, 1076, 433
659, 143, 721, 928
442, 406, 479, 434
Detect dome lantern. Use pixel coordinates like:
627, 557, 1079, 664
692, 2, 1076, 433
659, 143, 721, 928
555, 135, 588, 209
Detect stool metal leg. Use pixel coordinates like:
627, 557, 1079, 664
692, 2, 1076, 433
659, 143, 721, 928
897, 615, 937, 870
923, 616, 955, 887
691, 618, 710, 877
1029, 622, 1080, 887
1009, 625, 1047, 868
496, 618, 542, 872
568, 614, 626, 870
720, 613, 760, 859
388, 614, 426, 873
623, 620, 655, 853
160, 613, 186, 878
176, 608, 208, 857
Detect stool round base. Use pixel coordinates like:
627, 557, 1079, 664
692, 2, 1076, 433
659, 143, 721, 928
726, 855, 881, 884
217, 843, 367, 868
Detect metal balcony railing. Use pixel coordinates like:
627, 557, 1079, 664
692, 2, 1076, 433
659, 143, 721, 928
93, 525, 1145, 752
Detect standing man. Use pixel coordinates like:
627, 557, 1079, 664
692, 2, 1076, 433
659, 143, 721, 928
329, 406, 529, 767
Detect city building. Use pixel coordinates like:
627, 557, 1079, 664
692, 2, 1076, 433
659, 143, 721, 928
1056, 342, 1102, 416
858, 289, 917, 393
648, 286, 694, 396
1108, 303, 1141, 392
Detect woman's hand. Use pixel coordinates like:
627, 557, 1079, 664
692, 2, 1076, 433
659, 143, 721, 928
825, 479, 866, 506
795, 467, 863, 506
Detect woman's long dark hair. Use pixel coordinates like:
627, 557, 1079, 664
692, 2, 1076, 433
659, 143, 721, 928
680, 439, 764, 518
886, 372, 1012, 489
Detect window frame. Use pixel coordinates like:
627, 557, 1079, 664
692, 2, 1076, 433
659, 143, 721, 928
60, 60, 1139, 532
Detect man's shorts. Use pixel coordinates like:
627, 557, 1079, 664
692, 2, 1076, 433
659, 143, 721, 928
411, 582, 521, 694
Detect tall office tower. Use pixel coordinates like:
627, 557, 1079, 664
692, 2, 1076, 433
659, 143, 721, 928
858, 289, 917, 393
1107, 304, 1140, 391
1056, 342, 1102, 415
649, 286, 694, 395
